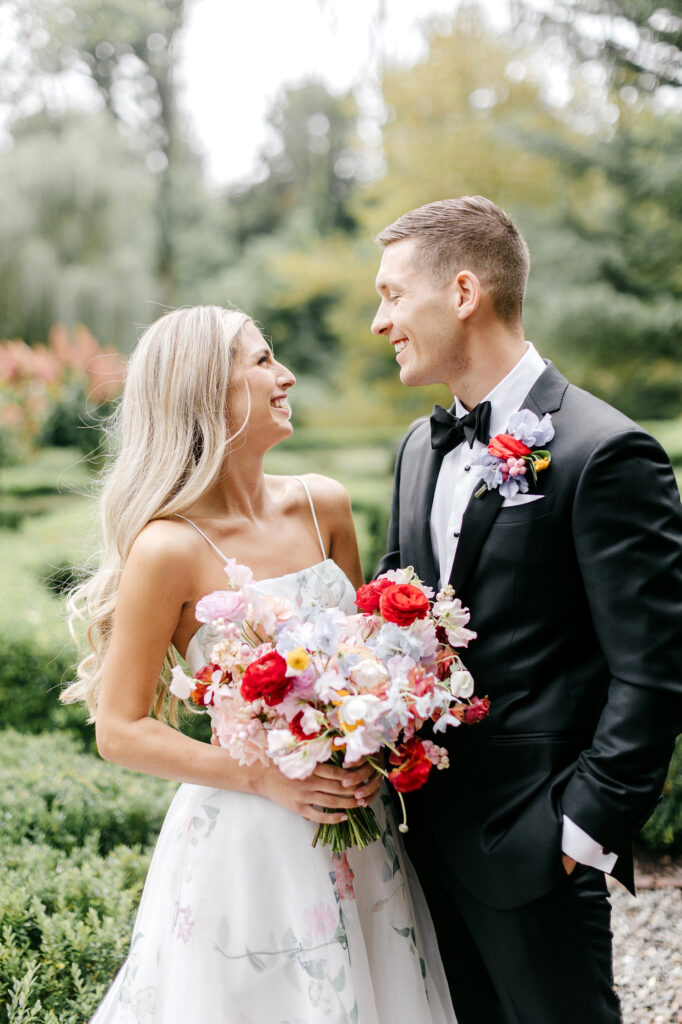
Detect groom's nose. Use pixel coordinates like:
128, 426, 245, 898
371, 303, 390, 336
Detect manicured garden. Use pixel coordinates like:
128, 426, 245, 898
1, 426, 680, 1020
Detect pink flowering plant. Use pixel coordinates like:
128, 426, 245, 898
171, 562, 489, 852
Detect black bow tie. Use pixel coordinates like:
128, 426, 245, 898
430, 400, 492, 454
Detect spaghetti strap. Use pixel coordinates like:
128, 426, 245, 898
294, 475, 327, 560
174, 514, 230, 565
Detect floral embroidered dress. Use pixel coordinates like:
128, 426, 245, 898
90, 491, 457, 1024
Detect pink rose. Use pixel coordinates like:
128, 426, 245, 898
196, 590, 248, 624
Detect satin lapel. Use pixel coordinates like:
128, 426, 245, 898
449, 484, 504, 593
406, 439, 442, 590
448, 361, 569, 595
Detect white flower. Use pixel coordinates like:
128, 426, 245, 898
277, 736, 333, 779
169, 665, 194, 700
449, 670, 475, 699
337, 693, 381, 731
300, 706, 327, 735
314, 668, 347, 701
350, 658, 388, 690
343, 724, 383, 765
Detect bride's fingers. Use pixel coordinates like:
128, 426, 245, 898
314, 762, 377, 790
301, 806, 349, 824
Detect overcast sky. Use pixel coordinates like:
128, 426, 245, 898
178, 0, 514, 185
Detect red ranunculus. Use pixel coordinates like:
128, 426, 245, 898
240, 650, 291, 706
488, 433, 531, 460
289, 709, 321, 741
355, 577, 394, 614
388, 737, 432, 792
454, 695, 491, 725
379, 583, 430, 627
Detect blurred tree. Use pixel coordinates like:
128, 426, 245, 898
228, 80, 362, 246
514, 0, 682, 92
190, 80, 364, 382
4, 0, 191, 301
522, 103, 682, 418
0, 111, 157, 348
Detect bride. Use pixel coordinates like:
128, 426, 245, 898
63, 305, 457, 1024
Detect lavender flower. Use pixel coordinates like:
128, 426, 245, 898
507, 409, 555, 448
471, 451, 504, 491
373, 622, 424, 663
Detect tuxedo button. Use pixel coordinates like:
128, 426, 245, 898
453, 531, 460, 538
464, 465, 471, 471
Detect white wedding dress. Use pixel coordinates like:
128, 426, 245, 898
90, 484, 457, 1024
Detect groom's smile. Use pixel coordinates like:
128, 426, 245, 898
371, 237, 462, 390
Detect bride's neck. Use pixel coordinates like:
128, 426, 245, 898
199, 450, 270, 520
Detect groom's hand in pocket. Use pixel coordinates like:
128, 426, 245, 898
562, 854, 577, 876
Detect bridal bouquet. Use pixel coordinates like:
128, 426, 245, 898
170, 561, 489, 852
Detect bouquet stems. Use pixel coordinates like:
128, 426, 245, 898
312, 804, 383, 852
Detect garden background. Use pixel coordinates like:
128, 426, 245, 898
1, 0, 681, 1019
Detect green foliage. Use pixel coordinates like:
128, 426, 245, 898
0, 636, 92, 749
0, 730, 175, 1019
640, 736, 682, 853
0, 833, 152, 1020
0, 731, 175, 854
0, 113, 158, 349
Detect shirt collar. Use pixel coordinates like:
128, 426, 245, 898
453, 342, 546, 437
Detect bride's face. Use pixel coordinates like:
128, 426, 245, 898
228, 323, 295, 448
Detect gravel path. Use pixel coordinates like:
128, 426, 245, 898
610, 885, 682, 1023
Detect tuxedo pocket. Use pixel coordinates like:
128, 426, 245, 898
493, 492, 555, 524
502, 493, 544, 507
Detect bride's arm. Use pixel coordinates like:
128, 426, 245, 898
95, 526, 378, 821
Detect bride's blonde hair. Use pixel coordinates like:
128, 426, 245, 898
62, 305, 251, 721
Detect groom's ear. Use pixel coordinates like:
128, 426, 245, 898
451, 270, 481, 321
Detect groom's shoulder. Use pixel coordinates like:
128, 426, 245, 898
557, 378, 670, 466
396, 416, 430, 453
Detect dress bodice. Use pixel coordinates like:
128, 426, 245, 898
185, 558, 356, 673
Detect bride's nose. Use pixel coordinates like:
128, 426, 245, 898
277, 363, 295, 389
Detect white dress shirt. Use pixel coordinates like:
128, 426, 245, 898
429, 342, 618, 875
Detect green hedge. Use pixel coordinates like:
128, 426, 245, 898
0, 730, 175, 855
0, 636, 92, 751
0, 731, 175, 1021
639, 734, 682, 854
0, 837, 151, 1021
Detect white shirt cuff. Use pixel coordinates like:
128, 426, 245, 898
562, 815, 618, 874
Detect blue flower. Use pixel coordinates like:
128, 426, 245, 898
471, 452, 504, 491
311, 610, 340, 657
507, 409, 555, 448
499, 474, 529, 499
372, 622, 424, 663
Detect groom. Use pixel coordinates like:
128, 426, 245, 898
372, 197, 682, 1023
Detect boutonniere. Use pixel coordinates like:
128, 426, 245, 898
472, 409, 555, 499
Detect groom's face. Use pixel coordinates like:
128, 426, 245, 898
371, 238, 460, 389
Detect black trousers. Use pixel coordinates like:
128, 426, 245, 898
415, 857, 622, 1024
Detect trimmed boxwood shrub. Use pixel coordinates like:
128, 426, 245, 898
0, 836, 152, 1020
0, 730, 175, 854
639, 735, 682, 854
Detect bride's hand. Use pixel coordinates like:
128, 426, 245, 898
211, 727, 382, 822
255, 759, 382, 824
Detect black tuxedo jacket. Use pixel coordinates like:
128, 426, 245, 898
377, 363, 682, 910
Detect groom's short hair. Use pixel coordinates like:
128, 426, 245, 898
376, 196, 530, 324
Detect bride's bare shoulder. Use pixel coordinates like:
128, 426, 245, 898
126, 517, 205, 575
291, 473, 350, 512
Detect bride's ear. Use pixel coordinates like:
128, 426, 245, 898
452, 271, 480, 321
